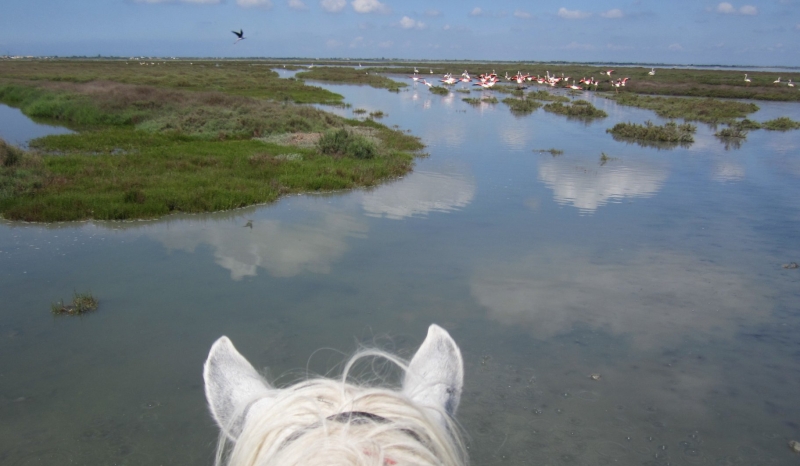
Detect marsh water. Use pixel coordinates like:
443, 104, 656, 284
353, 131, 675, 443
1, 73, 800, 466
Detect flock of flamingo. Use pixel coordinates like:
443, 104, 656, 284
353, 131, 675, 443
409, 67, 797, 92
409, 67, 639, 93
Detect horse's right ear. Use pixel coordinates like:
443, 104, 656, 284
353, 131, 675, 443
204, 336, 275, 441
402, 325, 464, 427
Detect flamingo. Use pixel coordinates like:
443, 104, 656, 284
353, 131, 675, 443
232, 29, 246, 44
409, 74, 421, 82
414, 67, 419, 73
773, 77, 781, 86
648, 68, 656, 76
744, 74, 751, 86
788, 79, 795, 88
420, 79, 433, 87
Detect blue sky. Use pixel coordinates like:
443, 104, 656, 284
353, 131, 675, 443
2, 1, 798, 66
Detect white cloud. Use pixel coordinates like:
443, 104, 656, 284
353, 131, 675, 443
668, 43, 683, 51
399, 16, 425, 29
320, 0, 345, 13
425, 9, 441, 17
739, 5, 758, 15
288, 0, 307, 10
558, 7, 591, 19
351, 0, 389, 14
443, 24, 451, 30
717, 2, 736, 13
237, 0, 273, 8
469, 7, 484, 16
600, 8, 624, 18
513, 10, 532, 19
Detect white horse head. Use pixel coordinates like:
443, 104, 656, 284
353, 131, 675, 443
204, 324, 466, 466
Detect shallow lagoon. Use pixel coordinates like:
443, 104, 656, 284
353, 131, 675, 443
1, 76, 800, 465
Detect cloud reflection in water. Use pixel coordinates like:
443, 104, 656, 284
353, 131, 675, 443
538, 156, 669, 213
470, 249, 770, 349
361, 170, 475, 219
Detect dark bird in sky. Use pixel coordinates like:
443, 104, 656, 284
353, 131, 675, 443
232, 29, 246, 44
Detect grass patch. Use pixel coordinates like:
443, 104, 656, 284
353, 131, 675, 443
368, 110, 386, 119
543, 100, 607, 119
353, 108, 367, 114
463, 96, 498, 105
502, 97, 543, 115
318, 128, 377, 159
456, 89, 471, 94
762, 117, 800, 131
607, 120, 696, 142
295, 67, 406, 92
52, 291, 98, 316
429, 86, 450, 95
608, 94, 759, 123
715, 126, 748, 139
527, 90, 570, 103
735, 118, 762, 130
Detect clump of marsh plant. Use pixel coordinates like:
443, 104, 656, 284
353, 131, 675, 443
534, 148, 564, 156
762, 117, 800, 131
502, 97, 543, 115
368, 111, 386, 119
52, 292, 98, 316
317, 128, 377, 159
353, 108, 367, 114
544, 100, 607, 119
429, 86, 450, 95
715, 126, 748, 139
607, 120, 695, 143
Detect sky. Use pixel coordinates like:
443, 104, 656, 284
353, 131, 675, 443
2, 0, 799, 66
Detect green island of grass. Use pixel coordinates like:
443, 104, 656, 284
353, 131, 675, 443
295, 66, 406, 92
0, 60, 423, 222
501, 97, 543, 115
463, 96, 498, 105
543, 100, 608, 119
429, 86, 450, 95
606, 120, 696, 147
608, 94, 759, 123
762, 116, 800, 131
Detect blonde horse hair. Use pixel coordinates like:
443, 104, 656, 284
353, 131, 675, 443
204, 325, 468, 466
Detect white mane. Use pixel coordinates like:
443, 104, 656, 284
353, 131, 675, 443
204, 325, 467, 466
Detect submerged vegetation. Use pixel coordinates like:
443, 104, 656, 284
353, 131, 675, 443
607, 120, 696, 145
52, 292, 98, 316
608, 94, 759, 123
543, 100, 607, 119
534, 148, 564, 156
0, 60, 423, 222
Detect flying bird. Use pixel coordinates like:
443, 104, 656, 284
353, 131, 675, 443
232, 29, 246, 44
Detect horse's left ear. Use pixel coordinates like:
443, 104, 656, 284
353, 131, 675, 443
204, 336, 276, 441
402, 324, 464, 427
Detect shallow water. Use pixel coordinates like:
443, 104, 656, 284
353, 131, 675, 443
1, 78, 800, 465
0, 104, 73, 148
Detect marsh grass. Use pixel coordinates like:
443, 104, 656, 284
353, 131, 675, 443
526, 90, 570, 103
0, 63, 424, 221
368, 111, 386, 119
543, 100, 607, 119
463, 96, 498, 105
715, 126, 748, 139
318, 128, 377, 159
607, 120, 696, 145
501, 97, 543, 115
762, 117, 800, 131
52, 291, 98, 316
609, 94, 759, 123
295, 67, 406, 92
429, 86, 450, 95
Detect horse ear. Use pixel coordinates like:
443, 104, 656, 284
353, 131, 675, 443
402, 324, 464, 426
204, 336, 275, 440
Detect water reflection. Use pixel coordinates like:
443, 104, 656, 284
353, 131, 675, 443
470, 249, 771, 349
361, 170, 475, 219
711, 159, 746, 182
538, 155, 669, 213
145, 207, 367, 279
0, 104, 73, 147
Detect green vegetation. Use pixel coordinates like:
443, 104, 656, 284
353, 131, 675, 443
608, 94, 759, 123
317, 128, 377, 159
52, 292, 98, 316
368, 110, 385, 119
762, 117, 800, 131
735, 118, 763, 130
534, 148, 564, 156
607, 121, 696, 148
0, 61, 424, 222
295, 66, 406, 92
543, 100, 607, 119
463, 96, 498, 105
353, 108, 367, 114
429, 86, 450, 95
456, 89, 471, 94
715, 126, 748, 139
599, 152, 619, 165
502, 97, 543, 115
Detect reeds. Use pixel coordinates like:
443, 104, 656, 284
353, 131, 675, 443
52, 292, 98, 316
607, 120, 696, 143
543, 100, 607, 119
